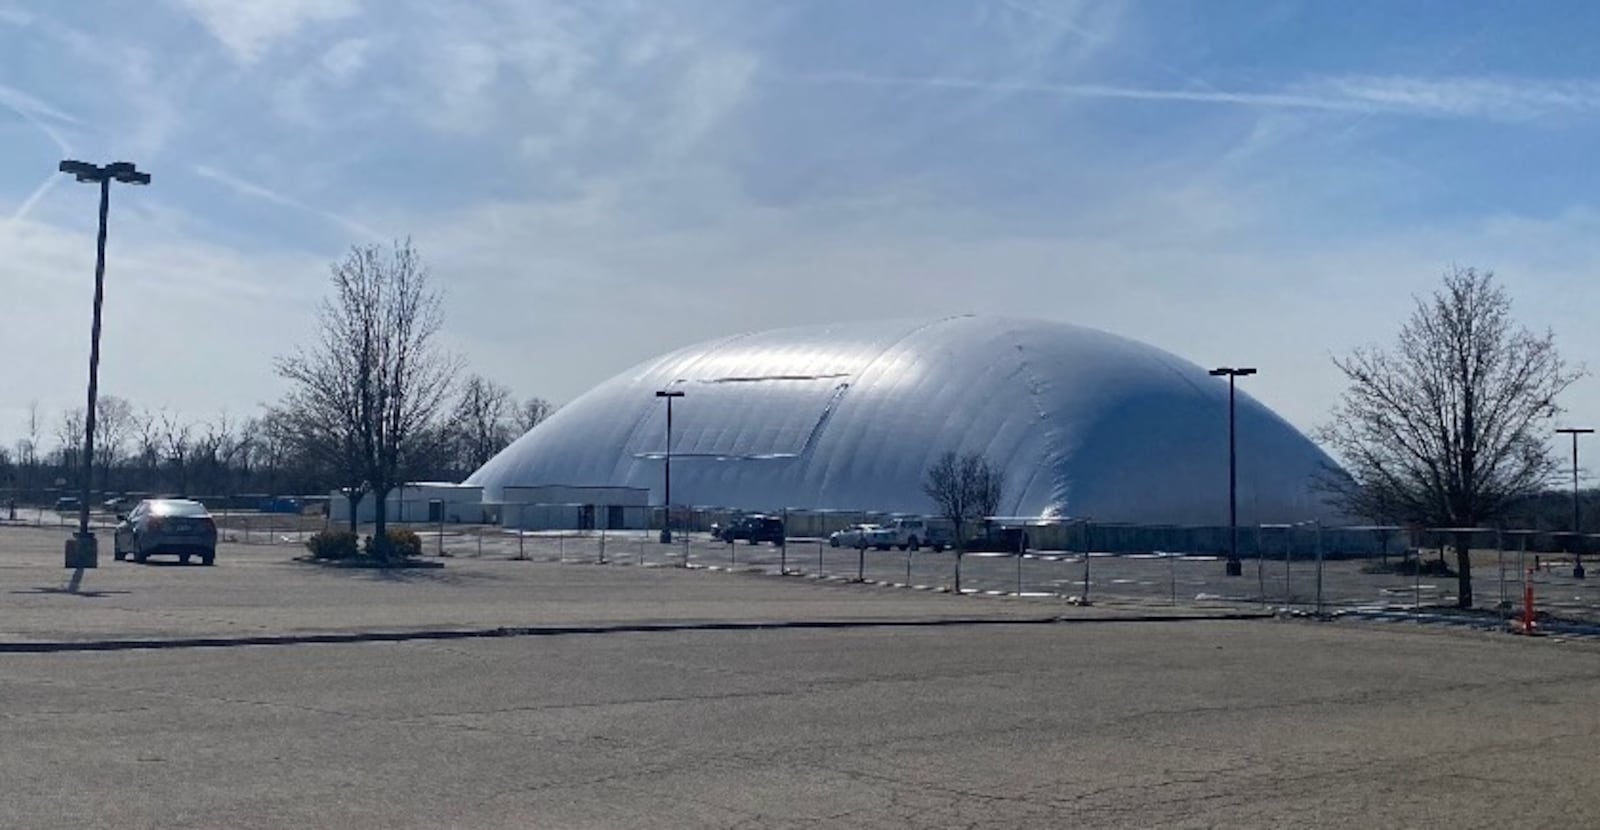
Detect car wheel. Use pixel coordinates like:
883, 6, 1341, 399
933, 545, 945, 553
830, 537, 840, 548
180, 553, 191, 565
909, 537, 920, 552
133, 545, 148, 564
875, 544, 890, 551
201, 551, 215, 566
897, 544, 908, 552
113, 545, 125, 562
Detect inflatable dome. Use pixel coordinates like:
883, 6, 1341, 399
467, 316, 1342, 524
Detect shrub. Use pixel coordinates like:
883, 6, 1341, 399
364, 528, 424, 560
305, 529, 359, 561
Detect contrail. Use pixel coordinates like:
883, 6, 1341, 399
194, 163, 385, 242
1, 82, 76, 223
786, 71, 1384, 114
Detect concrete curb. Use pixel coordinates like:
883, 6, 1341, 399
0, 610, 1275, 654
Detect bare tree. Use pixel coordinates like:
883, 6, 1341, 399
54, 407, 85, 484
451, 375, 515, 473
514, 397, 555, 434
134, 409, 163, 486
160, 412, 194, 496
94, 395, 135, 494
922, 450, 1004, 592
1319, 267, 1582, 608
276, 239, 458, 556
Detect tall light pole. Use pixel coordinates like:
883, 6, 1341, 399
1209, 366, 1257, 577
656, 389, 685, 543
1556, 427, 1593, 579
59, 160, 150, 569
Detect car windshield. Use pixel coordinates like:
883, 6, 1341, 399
148, 500, 209, 518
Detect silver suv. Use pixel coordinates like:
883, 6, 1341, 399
113, 499, 218, 565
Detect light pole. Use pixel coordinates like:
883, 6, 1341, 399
656, 389, 684, 543
1556, 427, 1593, 579
1209, 366, 1256, 577
59, 160, 150, 569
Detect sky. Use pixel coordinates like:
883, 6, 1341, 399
3, 0, 1600, 457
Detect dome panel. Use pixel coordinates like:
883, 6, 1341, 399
466, 315, 1343, 524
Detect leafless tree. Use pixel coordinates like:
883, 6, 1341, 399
19, 400, 41, 473
134, 409, 163, 483
922, 450, 1005, 593
276, 239, 458, 555
514, 397, 555, 434
451, 375, 516, 473
54, 407, 85, 481
94, 395, 135, 494
1318, 267, 1582, 608
161, 412, 194, 496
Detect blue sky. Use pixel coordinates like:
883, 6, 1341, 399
3, 0, 1600, 458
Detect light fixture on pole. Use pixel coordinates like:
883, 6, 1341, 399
655, 389, 685, 543
1556, 427, 1593, 579
1209, 366, 1257, 577
58, 160, 150, 569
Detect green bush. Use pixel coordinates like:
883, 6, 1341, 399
305, 529, 359, 560
364, 528, 424, 560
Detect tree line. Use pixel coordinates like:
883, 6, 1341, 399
0, 382, 551, 503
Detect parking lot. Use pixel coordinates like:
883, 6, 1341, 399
4, 522, 1600, 827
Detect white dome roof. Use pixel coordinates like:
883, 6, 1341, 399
467, 315, 1342, 524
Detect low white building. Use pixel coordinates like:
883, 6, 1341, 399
329, 483, 488, 525
500, 485, 650, 531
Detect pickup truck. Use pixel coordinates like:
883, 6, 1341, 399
866, 518, 951, 552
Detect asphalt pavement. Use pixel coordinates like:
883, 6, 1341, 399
4, 524, 1600, 828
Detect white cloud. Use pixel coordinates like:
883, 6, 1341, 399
177, 0, 360, 64
0, 213, 328, 440
320, 36, 371, 80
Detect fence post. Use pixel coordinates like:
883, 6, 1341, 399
517, 506, 526, 560
559, 532, 565, 563
780, 508, 788, 575
682, 535, 689, 567
1082, 521, 1092, 605
1516, 534, 1529, 617
599, 527, 607, 564
729, 537, 736, 569
1169, 551, 1177, 606
1414, 531, 1423, 609
638, 527, 645, 566
1497, 529, 1506, 616
906, 544, 913, 586
1256, 525, 1266, 604
817, 540, 823, 576
857, 539, 865, 582
1283, 529, 1294, 607
1314, 520, 1324, 615
1016, 530, 1024, 596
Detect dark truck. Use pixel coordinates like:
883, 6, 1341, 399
715, 514, 786, 545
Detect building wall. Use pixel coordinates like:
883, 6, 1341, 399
328, 484, 488, 525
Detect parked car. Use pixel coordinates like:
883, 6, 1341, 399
828, 524, 880, 548
54, 496, 80, 514
866, 518, 952, 552
113, 498, 218, 565
716, 514, 786, 545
